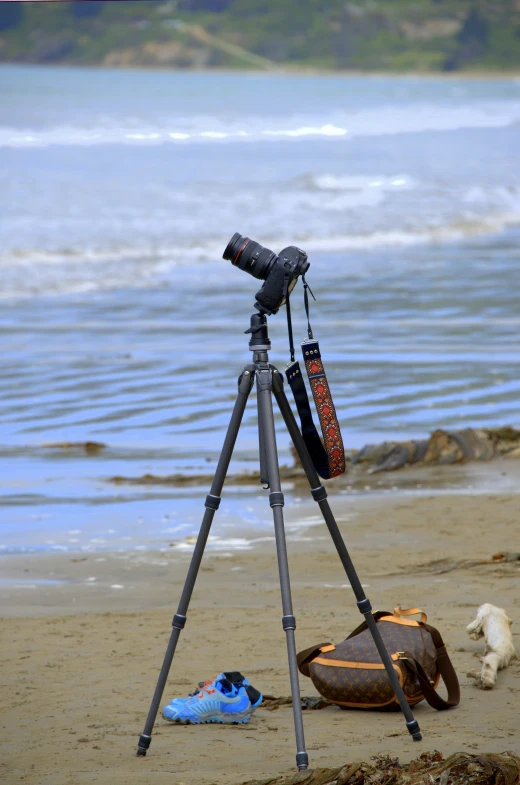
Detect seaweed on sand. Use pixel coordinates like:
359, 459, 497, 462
241, 751, 520, 785
43, 441, 106, 455
261, 696, 333, 711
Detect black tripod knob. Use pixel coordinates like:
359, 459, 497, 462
245, 313, 270, 350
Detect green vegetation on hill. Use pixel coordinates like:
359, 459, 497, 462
0, 0, 519, 72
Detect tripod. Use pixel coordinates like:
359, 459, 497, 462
137, 312, 422, 770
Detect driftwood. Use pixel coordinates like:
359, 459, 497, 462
467, 604, 517, 689
108, 426, 520, 487
241, 751, 520, 785
351, 426, 520, 473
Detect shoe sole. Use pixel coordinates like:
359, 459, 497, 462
169, 696, 263, 710
163, 714, 251, 725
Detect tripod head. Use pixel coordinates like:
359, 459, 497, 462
245, 312, 271, 354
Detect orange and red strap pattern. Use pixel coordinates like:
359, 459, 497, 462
286, 340, 345, 479
303, 341, 345, 477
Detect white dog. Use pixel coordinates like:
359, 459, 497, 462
467, 603, 516, 689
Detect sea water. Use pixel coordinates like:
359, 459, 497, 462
1, 65, 519, 552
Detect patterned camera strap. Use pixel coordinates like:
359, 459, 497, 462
284, 281, 345, 480
286, 340, 345, 479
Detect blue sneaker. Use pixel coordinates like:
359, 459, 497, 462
168, 671, 263, 711
162, 675, 252, 724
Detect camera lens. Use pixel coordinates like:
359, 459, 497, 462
223, 233, 277, 281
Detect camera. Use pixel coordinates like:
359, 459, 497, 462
223, 232, 310, 315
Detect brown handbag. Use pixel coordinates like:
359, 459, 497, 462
297, 606, 460, 711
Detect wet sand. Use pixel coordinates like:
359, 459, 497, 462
2, 487, 519, 785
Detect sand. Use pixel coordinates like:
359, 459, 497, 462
1, 482, 519, 785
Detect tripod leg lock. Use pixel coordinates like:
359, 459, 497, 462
271, 368, 284, 392
296, 752, 309, 770
205, 494, 221, 510
406, 720, 422, 741
269, 491, 284, 508
357, 598, 372, 614
310, 485, 327, 502
172, 613, 187, 630
282, 614, 296, 630
239, 366, 256, 391
136, 734, 151, 756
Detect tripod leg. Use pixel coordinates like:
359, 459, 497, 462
272, 374, 422, 742
136, 367, 255, 756
256, 368, 309, 772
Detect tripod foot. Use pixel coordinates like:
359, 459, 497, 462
296, 752, 309, 770
136, 734, 151, 756
406, 720, 422, 741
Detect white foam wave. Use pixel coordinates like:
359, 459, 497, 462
311, 174, 416, 192
300, 217, 520, 252
2, 212, 519, 299
0, 123, 349, 148
0, 242, 221, 268
297, 173, 416, 210
2, 101, 519, 148
173, 536, 254, 551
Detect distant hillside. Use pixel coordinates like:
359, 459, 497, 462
1, 1, 519, 72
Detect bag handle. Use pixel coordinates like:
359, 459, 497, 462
393, 606, 428, 623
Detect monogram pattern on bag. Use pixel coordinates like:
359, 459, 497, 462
309, 621, 438, 707
311, 663, 398, 705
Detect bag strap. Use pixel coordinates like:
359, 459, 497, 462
401, 650, 460, 710
296, 642, 331, 677
424, 622, 460, 707
400, 620, 460, 710
402, 616, 459, 709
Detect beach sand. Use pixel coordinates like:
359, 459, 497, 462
2, 482, 519, 785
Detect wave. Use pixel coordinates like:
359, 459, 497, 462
309, 174, 416, 192
2, 213, 519, 299
297, 173, 416, 209
2, 100, 520, 148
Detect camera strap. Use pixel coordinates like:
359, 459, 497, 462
285, 282, 345, 479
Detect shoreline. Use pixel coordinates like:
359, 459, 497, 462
2, 458, 519, 560
2, 61, 520, 79
2, 486, 519, 784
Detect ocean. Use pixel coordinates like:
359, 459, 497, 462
1, 64, 519, 553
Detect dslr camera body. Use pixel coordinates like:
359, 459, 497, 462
223, 233, 309, 315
